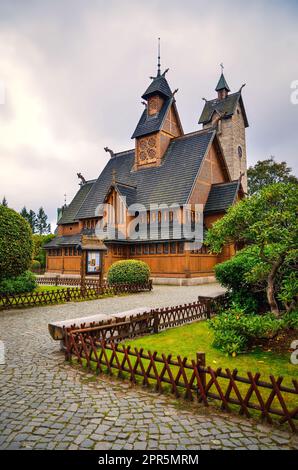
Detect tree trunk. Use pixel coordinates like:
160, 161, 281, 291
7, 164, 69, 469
266, 259, 283, 317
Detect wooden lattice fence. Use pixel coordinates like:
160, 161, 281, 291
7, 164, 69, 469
62, 298, 216, 345
65, 334, 298, 432
0, 280, 152, 310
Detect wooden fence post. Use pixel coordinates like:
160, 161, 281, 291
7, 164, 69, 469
153, 311, 159, 333
55, 275, 59, 287
196, 351, 206, 397
206, 299, 212, 319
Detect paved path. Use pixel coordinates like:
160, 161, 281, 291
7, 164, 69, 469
0, 285, 297, 450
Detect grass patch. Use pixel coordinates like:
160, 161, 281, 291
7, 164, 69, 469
125, 321, 297, 386
73, 320, 298, 428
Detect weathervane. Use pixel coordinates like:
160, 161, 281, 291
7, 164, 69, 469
64, 193, 67, 206
220, 62, 224, 73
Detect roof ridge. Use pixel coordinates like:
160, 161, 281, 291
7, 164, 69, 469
173, 128, 215, 142
113, 148, 135, 158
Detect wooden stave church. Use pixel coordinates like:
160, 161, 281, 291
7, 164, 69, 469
44, 59, 248, 284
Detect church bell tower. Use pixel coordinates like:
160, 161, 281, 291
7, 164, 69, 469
198, 66, 249, 192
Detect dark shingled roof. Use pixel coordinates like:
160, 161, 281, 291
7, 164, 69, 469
58, 180, 95, 225
204, 181, 240, 214
75, 128, 216, 220
131, 98, 172, 139
142, 74, 172, 100
116, 183, 137, 207
198, 92, 249, 128
215, 73, 230, 92
44, 234, 82, 249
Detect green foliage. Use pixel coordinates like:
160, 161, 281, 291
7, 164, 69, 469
278, 272, 298, 311
248, 157, 297, 196
32, 234, 55, 268
0, 206, 33, 280
282, 310, 298, 329
107, 259, 150, 285
0, 271, 37, 295
208, 308, 284, 355
31, 259, 41, 270
215, 247, 268, 313
35, 207, 51, 235
206, 183, 298, 315
20, 206, 51, 234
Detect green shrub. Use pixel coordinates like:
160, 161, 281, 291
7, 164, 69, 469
0, 206, 33, 280
208, 308, 283, 355
0, 271, 37, 295
214, 247, 268, 313
107, 259, 150, 285
282, 310, 298, 329
278, 272, 298, 312
31, 259, 41, 270
32, 234, 55, 268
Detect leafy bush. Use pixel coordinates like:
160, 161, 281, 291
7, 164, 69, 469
32, 234, 55, 268
0, 206, 33, 280
107, 259, 150, 285
214, 247, 267, 313
31, 260, 41, 270
208, 308, 283, 355
282, 310, 298, 329
0, 271, 37, 295
278, 272, 298, 312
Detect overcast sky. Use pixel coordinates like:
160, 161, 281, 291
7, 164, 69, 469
0, 0, 297, 229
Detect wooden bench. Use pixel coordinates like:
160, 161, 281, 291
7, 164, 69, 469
48, 307, 150, 348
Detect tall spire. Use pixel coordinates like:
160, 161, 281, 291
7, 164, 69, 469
215, 63, 230, 92
157, 37, 161, 77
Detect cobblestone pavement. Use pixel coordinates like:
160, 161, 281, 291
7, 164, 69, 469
0, 285, 297, 450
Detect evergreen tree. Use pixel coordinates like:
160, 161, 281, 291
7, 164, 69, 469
20, 206, 29, 220
36, 207, 51, 235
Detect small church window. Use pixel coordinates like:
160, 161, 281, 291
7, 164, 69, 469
238, 146, 243, 158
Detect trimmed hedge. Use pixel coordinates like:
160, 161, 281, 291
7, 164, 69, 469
107, 259, 150, 285
0, 271, 37, 295
0, 206, 33, 280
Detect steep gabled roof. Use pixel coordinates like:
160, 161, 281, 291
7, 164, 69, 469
198, 92, 249, 128
73, 128, 216, 221
131, 97, 173, 139
142, 74, 172, 100
58, 179, 95, 225
204, 180, 240, 214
